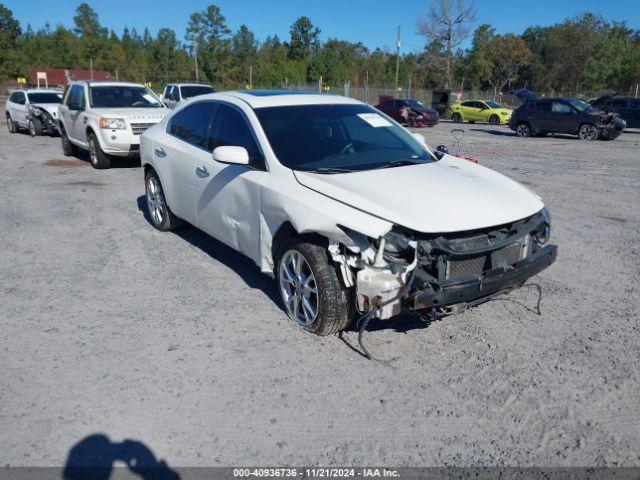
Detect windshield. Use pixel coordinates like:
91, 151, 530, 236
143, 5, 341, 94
406, 99, 426, 109
28, 92, 62, 104
566, 98, 597, 113
89, 85, 163, 108
255, 104, 436, 173
485, 101, 503, 109
180, 85, 215, 99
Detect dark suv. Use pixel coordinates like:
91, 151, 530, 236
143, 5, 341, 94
509, 98, 626, 140
589, 96, 640, 128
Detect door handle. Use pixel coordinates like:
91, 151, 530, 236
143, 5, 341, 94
155, 148, 166, 158
195, 165, 209, 178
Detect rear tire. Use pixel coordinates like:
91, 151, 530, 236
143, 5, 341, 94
276, 239, 353, 336
516, 122, 531, 138
145, 169, 182, 231
6, 114, 17, 133
489, 115, 500, 125
28, 118, 43, 137
60, 126, 77, 156
87, 132, 111, 169
452, 112, 462, 123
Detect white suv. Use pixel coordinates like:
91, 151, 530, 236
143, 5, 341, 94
5, 89, 62, 136
161, 83, 215, 109
58, 81, 169, 169
141, 91, 557, 335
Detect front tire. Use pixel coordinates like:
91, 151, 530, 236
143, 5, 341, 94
578, 124, 599, 141
276, 239, 352, 336
28, 118, 43, 137
87, 132, 111, 169
489, 114, 500, 125
145, 169, 182, 231
451, 112, 462, 123
516, 122, 531, 138
60, 126, 77, 156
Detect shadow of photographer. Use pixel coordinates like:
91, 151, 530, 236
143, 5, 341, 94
63, 434, 179, 480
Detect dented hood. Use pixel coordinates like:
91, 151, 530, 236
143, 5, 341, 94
293, 155, 544, 233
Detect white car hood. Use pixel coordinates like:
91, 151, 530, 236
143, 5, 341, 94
92, 108, 169, 122
293, 155, 544, 233
32, 103, 60, 118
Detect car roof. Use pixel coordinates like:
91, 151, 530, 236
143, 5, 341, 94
71, 80, 148, 88
194, 90, 363, 109
24, 89, 63, 94
169, 83, 214, 88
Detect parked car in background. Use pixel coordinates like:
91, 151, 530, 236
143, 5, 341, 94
141, 90, 556, 335
589, 95, 640, 128
58, 81, 169, 169
5, 89, 62, 136
509, 98, 626, 140
161, 83, 216, 109
375, 97, 439, 127
449, 100, 512, 125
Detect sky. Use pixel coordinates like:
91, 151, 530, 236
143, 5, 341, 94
4, 0, 640, 53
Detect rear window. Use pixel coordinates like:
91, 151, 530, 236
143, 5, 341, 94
169, 102, 214, 146
180, 85, 215, 99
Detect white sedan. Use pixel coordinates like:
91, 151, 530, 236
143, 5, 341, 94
140, 91, 557, 335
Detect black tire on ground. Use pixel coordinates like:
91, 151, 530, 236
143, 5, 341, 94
144, 169, 182, 231
516, 122, 531, 138
29, 118, 43, 137
469, 120, 476, 124
87, 132, 111, 169
6, 114, 17, 133
577, 123, 599, 141
276, 238, 353, 336
452, 112, 462, 123
489, 115, 500, 125
60, 126, 77, 156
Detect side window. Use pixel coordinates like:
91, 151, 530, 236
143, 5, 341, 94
533, 101, 551, 112
163, 86, 171, 98
552, 102, 571, 113
169, 102, 214, 146
208, 104, 264, 170
13, 92, 26, 105
610, 99, 627, 108
170, 87, 179, 101
8, 92, 17, 103
67, 85, 85, 109
461, 101, 474, 108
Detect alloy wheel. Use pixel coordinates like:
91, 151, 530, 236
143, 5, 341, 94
146, 176, 165, 225
88, 137, 98, 166
278, 250, 319, 326
490, 115, 500, 125
579, 124, 597, 141
516, 123, 530, 137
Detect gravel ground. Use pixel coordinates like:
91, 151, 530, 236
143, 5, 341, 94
1, 119, 639, 468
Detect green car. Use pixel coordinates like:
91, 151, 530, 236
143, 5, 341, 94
449, 100, 513, 125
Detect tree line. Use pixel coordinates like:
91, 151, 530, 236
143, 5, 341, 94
0, 1, 638, 97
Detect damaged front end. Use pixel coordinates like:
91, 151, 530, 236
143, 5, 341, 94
334, 209, 557, 320
28, 105, 59, 135
596, 112, 626, 140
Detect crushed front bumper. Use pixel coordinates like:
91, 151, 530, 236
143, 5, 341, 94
412, 244, 557, 310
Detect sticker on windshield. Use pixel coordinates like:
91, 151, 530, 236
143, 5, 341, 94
357, 113, 393, 127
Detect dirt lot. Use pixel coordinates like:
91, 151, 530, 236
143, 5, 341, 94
1, 119, 639, 468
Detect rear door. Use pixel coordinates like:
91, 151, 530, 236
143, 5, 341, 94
528, 101, 552, 131
156, 101, 215, 224
10, 91, 27, 127
627, 99, 640, 128
194, 102, 267, 262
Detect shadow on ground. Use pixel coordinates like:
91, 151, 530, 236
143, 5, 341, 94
136, 196, 280, 306
63, 434, 179, 480
72, 149, 141, 168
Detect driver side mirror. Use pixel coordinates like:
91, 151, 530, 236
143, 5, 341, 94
212, 146, 249, 165
436, 144, 449, 154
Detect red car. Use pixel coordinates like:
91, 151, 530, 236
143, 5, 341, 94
375, 97, 440, 127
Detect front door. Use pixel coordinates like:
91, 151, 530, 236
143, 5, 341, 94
550, 101, 577, 133
194, 102, 267, 263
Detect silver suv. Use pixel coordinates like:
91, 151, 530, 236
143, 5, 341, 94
160, 83, 215, 109
58, 81, 169, 169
